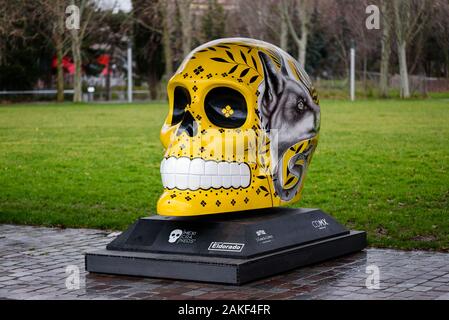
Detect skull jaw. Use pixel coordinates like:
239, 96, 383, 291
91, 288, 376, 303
157, 187, 277, 216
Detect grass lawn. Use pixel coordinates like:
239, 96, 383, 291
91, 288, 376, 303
0, 99, 448, 251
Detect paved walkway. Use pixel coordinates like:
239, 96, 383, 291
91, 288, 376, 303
1, 224, 449, 300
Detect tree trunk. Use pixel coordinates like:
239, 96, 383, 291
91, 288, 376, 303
392, 0, 415, 99
105, 62, 111, 101
71, 29, 82, 103
55, 36, 64, 103
148, 72, 158, 100
282, 0, 309, 65
162, 1, 173, 78
280, 5, 288, 51
298, 22, 308, 65
297, 0, 311, 66
397, 41, 410, 98
363, 53, 367, 91
178, 0, 192, 57
105, 45, 114, 101
379, 0, 391, 98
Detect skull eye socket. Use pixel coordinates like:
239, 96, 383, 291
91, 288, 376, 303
204, 87, 247, 128
172, 86, 191, 125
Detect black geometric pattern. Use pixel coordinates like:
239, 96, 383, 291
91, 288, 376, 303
194, 66, 204, 75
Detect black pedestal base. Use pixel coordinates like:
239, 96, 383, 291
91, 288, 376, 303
85, 208, 366, 285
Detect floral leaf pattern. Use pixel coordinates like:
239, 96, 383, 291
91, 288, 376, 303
240, 50, 247, 64
228, 65, 238, 74
226, 51, 235, 62
251, 56, 258, 72
207, 44, 263, 83
211, 57, 229, 63
249, 75, 259, 83
240, 68, 250, 77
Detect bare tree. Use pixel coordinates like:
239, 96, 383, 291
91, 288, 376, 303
392, 0, 429, 98
33, 0, 70, 102
0, 1, 70, 101
177, 0, 193, 57
281, 0, 313, 64
379, 0, 392, 97
0, 1, 27, 65
98, 11, 132, 100
132, 0, 164, 98
133, 0, 174, 79
162, 0, 175, 77
233, 0, 278, 42
433, 0, 449, 78
69, 0, 105, 102
279, 2, 288, 51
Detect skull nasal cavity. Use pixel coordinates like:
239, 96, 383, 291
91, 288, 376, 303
176, 111, 198, 137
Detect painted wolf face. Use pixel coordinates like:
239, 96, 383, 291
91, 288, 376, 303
157, 38, 320, 216
258, 52, 320, 201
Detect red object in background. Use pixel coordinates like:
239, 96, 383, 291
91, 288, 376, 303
97, 54, 111, 75
52, 54, 111, 75
52, 55, 75, 74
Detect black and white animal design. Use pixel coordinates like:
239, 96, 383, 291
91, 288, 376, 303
258, 51, 320, 201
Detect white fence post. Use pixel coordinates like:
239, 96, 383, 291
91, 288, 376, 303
350, 47, 356, 101
127, 41, 133, 103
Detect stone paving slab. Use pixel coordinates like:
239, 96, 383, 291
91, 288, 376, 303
0, 224, 448, 300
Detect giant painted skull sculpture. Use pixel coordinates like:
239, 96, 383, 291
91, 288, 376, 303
158, 38, 320, 216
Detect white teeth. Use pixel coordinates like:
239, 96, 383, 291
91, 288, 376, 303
176, 157, 190, 174
176, 174, 188, 189
241, 164, 251, 187
160, 157, 251, 190
230, 163, 239, 175
164, 157, 176, 175
205, 161, 217, 175
222, 176, 232, 188
190, 158, 204, 175
232, 175, 240, 188
212, 175, 221, 189
200, 175, 212, 189
218, 162, 229, 176
188, 175, 200, 190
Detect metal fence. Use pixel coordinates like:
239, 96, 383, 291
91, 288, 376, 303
1, 73, 448, 103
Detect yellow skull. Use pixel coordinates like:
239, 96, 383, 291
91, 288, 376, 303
157, 38, 320, 216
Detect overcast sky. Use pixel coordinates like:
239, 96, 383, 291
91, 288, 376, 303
97, 0, 132, 12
